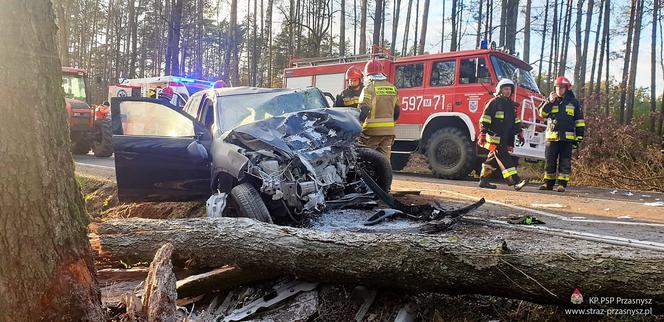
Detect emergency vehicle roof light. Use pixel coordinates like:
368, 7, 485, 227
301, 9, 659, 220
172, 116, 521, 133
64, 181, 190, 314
480, 39, 488, 49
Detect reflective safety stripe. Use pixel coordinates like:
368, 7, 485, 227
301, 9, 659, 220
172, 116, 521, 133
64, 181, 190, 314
566, 105, 575, 116
551, 107, 559, 113
557, 173, 570, 181
515, 118, 522, 124
576, 136, 584, 141
543, 173, 556, 180
546, 132, 559, 140
502, 167, 518, 178
374, 85, 397, 96
486, 134, 501, 144
363, 121, 395, 128
495, 111, 505, 119
343, 97, 359, 105
480, 115, 492, 124
565, 132, 576, 140
540, 110, 549, 118
575, 119, 586, 127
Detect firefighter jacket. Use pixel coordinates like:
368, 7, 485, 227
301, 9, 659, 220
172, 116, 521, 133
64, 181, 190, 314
335, 86, 363, 108
538, 91, 585, 142
358, 79, 400, 136
479, 95, 522, 148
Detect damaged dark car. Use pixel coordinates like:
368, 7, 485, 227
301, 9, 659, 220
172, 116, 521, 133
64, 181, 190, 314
110, 87, 392, 224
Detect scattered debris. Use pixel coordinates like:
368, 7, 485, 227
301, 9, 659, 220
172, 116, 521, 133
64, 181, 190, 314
507, 215, 544, 225
529, 203, 565, 208
644, 201, 664, 207
570, 216, 586, 220
221, 280, 319, 322
610, 190, 618, 194
141, 243, 178, 322
207, 192, 228, 218
394, 301, 418, 322
617, 216, 633, 220
353, 287, 377, 322
624, 192, 634, 196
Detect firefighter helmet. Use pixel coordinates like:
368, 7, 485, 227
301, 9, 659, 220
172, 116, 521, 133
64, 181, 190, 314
213, 80, 226, 88
345, 66, 363, 81
161, 87, 174, 99
495, 78, 515, 96
364, 59, 384, 75
554, 76, 571, 89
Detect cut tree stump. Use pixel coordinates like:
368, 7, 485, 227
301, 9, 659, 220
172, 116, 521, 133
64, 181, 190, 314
93, 218, 664, 309
142, 243, 177, 322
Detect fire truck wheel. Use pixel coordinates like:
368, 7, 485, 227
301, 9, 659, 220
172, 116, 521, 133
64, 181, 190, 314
71, 135, 92, 155
390, 153, 410, 171
92, 119, 113, 157
357, 147, 393, 192
425, 127, 475, 179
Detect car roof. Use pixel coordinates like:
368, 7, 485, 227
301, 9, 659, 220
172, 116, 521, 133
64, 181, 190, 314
212, 86, 299, 97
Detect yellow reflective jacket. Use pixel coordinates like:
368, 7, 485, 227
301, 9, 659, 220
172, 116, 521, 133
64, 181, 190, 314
358, 79, 400, 136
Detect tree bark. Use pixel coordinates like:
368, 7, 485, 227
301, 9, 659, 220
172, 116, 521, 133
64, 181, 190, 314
537, 0, 549, 88
558, 0, 572, 76
577, 0, 594, 101
0, 1, 103, 320
373, 0, 384, 50
619, 0, 637, 123
402, 0, 413, 55
588, 0, 605, 98
413, 0, 419, 53
418, 0, 430, 54
142, 243, 177, 322
504, 0, 519, 53
573, 0, 584, 94
625, 0, 644, 124
360, 0, 367, 53
523, 0, 531, 62
450, 0, 458, 51
391, 0, 401, 55
340, 0, 346, 56
93, 218, 664, 309
651, 0, 659, 132
128, 0, 138, 78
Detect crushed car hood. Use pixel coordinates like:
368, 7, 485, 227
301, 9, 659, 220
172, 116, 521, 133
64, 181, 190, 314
224, 108, 362, 159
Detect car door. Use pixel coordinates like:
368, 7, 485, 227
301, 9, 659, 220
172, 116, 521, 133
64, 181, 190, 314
110, 97, 212, 202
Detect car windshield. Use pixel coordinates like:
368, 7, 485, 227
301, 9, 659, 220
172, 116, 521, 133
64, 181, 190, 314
491, 56, 540, 94
62, 74, 87, 101
217, 88, 328, 131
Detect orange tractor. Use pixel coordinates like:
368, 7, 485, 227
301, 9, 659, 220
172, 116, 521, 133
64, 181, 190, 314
62, 67, 113, 157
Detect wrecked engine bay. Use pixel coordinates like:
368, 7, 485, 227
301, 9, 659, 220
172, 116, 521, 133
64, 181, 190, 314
212, 107, 484, 229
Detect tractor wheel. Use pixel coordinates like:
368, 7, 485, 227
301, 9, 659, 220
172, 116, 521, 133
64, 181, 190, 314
357, 147, 393, 192
390, 153, 410, 171
71, 134, 92, 155
425, 127, 475, 179
229, 183, 273, 223
92, 119, 113, 157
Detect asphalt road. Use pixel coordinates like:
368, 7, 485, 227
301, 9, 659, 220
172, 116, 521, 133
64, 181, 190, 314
74, 154, 664, 248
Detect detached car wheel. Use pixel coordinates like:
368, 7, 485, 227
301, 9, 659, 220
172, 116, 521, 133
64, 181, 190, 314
92, 119, 113, 157
229, 183, 273, 223
357, 147, 393, 192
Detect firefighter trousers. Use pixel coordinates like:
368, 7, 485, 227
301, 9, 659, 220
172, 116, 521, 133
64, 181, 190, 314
358, 134, 395, 161
480, 145, 521, 184
543, 141, 573, 187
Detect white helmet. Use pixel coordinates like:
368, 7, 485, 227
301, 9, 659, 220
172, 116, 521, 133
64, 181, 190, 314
495, 78, 515, 96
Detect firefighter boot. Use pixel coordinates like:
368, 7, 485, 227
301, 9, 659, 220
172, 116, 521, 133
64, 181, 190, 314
538, 180, 555, 190
479, 177, 497, 189
556, 181, 567, 192
508, 175, 528, 191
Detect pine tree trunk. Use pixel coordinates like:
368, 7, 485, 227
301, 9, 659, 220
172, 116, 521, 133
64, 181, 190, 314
522, 0, 531, 62
0, 1, 103, 319
537, 0, 549, 88
595, 0, 610, 96
402, 0, 413, 55
373, 0, 384, 50
577, 0, 594, 101
450, 0, 458, 51
267, 0, 274, 85
441, 0, 446, 52
589, 0, 605, 99
547, 0, 559, 92
360, 0, 367, 53
573, 0, 584, 93
505, 0, 519, 53
558, 0, 572, 76
499, 0, 507, 46
650, 0, 659, 132
391, 0, 401, 55
128, 0, 138, 78
418, 0, 430, 54
340, 0, 346, 56
619, 0, 637, 124
230, 0, 239, 85
625, 0, 644, 124
53, 0, 70, 66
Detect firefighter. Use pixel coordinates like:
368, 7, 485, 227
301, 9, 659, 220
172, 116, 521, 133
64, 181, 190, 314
335, 66, 364, 107
538, 76, 585, 192
478, 78, 527, 190
357, 58, 400, 161
159, 86, 174, 103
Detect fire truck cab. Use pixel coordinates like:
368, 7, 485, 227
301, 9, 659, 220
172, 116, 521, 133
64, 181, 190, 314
283, 49, 545, 179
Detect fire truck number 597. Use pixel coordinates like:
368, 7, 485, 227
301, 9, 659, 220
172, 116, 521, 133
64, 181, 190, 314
401, 95, 446, 111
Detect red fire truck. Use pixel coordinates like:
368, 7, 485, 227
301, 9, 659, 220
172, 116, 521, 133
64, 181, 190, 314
283, 49, 546, 179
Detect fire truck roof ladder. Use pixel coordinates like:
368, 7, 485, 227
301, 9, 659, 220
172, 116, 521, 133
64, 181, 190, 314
291, 52, 394, 68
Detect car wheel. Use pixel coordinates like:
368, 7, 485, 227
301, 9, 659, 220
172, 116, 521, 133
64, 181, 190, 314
229, 183, 273, 223
357, 147, 393, 192
390, 153, 410, 171
71, 134, 92, 155
425, 127, 475, 179
92, 119, 113, 157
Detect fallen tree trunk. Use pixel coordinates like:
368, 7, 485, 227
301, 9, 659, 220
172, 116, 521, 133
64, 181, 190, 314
93, 218, 664, 309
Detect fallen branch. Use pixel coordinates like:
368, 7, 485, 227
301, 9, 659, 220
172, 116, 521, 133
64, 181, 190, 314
93, 218, 664, 309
